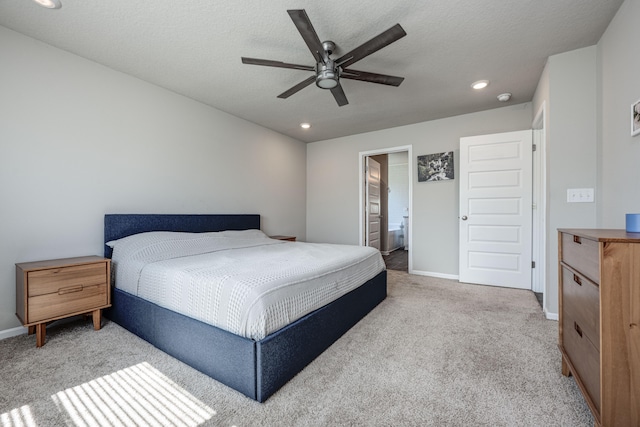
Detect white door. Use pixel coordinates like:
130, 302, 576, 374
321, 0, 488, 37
366, 157, 381, 250
459, 130, 533, 289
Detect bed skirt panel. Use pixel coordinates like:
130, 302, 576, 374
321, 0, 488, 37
105, 289, 258, 400
256, 269, 387, 402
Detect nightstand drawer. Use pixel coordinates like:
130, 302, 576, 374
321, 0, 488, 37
28, 283, 108, 323
27, 263, 107, 297
561, 233, 599, 284
561, 265, 599, 350
563, 311, 601, 412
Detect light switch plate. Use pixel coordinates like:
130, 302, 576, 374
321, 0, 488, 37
567, 188, 595, 203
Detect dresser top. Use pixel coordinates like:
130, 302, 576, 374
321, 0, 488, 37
559, 228, 640, 243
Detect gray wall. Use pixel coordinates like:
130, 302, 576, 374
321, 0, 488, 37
532, 46, 599, 316
0, 27, 307, 334
531, 0, 640, 315
388, 152, 409, 227
598, 0, 640, 226
306, 104, 532, 276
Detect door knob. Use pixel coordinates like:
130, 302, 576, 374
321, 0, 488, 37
461, 215, 468, 220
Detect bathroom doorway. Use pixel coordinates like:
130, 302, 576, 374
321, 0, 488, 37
360, 146, 412, 272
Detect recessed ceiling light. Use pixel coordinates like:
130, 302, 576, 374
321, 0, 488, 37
300, 123, 311, 129
32, 0, 61, 8
471, 80, 489, 90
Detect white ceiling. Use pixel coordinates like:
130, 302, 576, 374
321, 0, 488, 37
0, 0, 623, 142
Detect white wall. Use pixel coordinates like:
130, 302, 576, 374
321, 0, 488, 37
532, 46, 599, 316
0, 27, 307, 334
388, 152, 409, 227
531, 0, 640, 315
598, 0, 640, 226
307, 104, 532, 276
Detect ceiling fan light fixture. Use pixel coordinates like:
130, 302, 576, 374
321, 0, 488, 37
32, 0, 62, 9
316, 74, 338, 89
316, 61, 339, 89
471, 80, 489, 90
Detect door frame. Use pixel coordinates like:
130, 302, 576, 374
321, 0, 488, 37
532, 103, 547, 301
359, 145, 413, 272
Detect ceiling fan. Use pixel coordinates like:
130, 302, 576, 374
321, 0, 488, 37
241, 9, 407, 107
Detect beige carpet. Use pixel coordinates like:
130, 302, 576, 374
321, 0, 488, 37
0, 270, 593, 426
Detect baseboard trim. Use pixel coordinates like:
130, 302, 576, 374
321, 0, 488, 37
409, 270, 459, 280
544, 311, 559, 321
0, 325, 27, 341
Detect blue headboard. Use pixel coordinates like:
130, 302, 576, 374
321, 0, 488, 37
104, 214, 261, 258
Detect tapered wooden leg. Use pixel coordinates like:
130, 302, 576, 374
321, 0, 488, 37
35, 323, 46, 347
92, 309, 101, 330
561, 354, 571, 377
28, 325, 35, 335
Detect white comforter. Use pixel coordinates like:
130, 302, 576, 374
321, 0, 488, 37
109, 230, 385, 340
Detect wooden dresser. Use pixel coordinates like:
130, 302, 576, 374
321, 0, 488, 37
16, 256, 111, 347
558, 229, 640, 427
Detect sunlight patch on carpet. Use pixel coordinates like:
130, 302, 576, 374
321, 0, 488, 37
51, 362, 215, 427
1, 405, 37, 427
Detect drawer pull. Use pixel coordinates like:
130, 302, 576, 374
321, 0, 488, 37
573, 235, 582, 244
58, 285, 84, 295
574, 321, 583, 338
573, 274, 582, 286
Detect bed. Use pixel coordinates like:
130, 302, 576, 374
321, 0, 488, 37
103, 214, 387, 402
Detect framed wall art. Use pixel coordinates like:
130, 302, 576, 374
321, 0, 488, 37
417, 151, 454, 182
632, 98, 640, 137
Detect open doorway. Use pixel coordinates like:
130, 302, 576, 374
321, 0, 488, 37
360, 146, 412, 272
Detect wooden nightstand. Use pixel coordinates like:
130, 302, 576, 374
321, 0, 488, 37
16, 256, 111, 347
269, 235, 296, 242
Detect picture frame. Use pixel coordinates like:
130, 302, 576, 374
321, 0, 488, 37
418, 151, 454, 182
632, 99, 640, 137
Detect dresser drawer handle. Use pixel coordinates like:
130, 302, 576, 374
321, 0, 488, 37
574, 321, 583, 338
58, 285, 84, 295
573, 235, 582, 244
573, 274, 582, 286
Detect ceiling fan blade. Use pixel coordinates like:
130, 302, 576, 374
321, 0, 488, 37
241, 57, 315, 72
341, 69, 404, 86
336, 24, 407, 69
277, 75, 316, 99
287, 9, 324, 63
330, 84, 349, 107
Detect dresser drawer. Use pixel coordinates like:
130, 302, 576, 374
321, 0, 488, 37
561, 233, 600, 284
563, 311, 601, 412
27, 263, 107, 297
28, 283, 108, 323
561, 265, 600, 350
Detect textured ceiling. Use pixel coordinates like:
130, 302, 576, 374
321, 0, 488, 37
0, 0, 623, 142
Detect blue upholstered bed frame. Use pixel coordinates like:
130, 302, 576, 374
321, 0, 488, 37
103, 214, 387, 402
